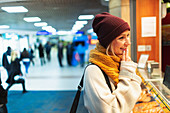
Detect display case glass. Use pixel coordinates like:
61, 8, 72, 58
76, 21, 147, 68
136, 68, 170, 112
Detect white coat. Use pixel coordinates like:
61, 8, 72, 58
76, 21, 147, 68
84, 61, 142, 113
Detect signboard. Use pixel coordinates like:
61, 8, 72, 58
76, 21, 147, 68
36, 30, 52, 35
141, 17, 156, 37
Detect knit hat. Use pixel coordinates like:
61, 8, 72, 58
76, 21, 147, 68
92, 12, 130, 48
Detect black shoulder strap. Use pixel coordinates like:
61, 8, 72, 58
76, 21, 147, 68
70, 64, 112, 113
70, 64, 89, 113
100, 69, 113, 93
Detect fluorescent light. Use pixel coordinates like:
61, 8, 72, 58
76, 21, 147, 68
75, 21, 88, 25
56, 31, 72, 35
23, 17, 41, 22
87, 28, 94, 33
72, 24, 84, 31
42, 26, 56, 33
34, 22, 47, 27
78, 15, 94, 20
72, 21, 87, 31
71, 30, 77, 34
105, 0, 109, 1
1, 6, 28, 13
42, 26, 56, 35
167, 2, 170, 8
42, 26, 53, 30
0, 25, 10, 29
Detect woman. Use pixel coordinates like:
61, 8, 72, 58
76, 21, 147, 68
6, 51, 27, 93
84, 12, 142, 113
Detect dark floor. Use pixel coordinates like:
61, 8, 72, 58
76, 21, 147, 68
6, 91, 88, 113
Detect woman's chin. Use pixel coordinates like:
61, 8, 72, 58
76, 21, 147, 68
115, 52, 123, 56
118, 51, 124, 55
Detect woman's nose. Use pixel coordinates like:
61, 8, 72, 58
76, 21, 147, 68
125, 38, 131, 46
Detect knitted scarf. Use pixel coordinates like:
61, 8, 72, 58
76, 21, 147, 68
89, 42, 121, 85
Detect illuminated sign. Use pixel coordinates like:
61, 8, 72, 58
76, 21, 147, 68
36, 30, 52, 35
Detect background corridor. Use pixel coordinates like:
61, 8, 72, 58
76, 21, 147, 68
1, 48, 86, 91
0, 48, 88, 113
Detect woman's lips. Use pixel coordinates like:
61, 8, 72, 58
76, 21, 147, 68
121, 48, 127, 51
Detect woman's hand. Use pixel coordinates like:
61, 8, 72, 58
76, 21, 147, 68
120, 49, 138, 74
122, 49, 131, 61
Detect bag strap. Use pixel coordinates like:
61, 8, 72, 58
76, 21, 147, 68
100, 69, 113, 93
70, 64, 112, 113
70, 64, 89, 113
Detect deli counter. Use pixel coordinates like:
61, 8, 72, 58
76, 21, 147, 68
132, 68, 170, 113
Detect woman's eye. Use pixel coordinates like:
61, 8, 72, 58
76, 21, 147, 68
119, 37, 124, 39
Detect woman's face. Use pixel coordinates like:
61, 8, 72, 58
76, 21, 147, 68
111, 30, 131, 56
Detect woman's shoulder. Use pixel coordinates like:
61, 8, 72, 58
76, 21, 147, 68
85, 64, 103, 77
86, 64, 101, 71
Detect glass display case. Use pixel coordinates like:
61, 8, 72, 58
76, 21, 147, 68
133, 68, 170, 112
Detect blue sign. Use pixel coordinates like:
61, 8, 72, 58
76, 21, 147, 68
76, 31, 84, 34
36, 30, 52, 35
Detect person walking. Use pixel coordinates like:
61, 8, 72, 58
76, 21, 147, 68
57, 41, 64, 67
2, 46, 12, 77
20, 48, 30, 74
38, 43, 46, 66
76, 43, 86, 67
44, 41, 52, 62
83, 12, 142, 113
28, 46, 35, 66
66, 42, 73, 66
6, 51, 27, 93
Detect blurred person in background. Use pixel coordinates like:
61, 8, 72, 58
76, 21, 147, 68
66, 42, 74, 66
0, 74, 8, 113
76, 43, 86, 67
38, 43, 46, 66
6, 51, 27, 93
44, 41, 52, 62
20, 48, 30, 75
2, 46, 12, 77
28, 45, 35, 66
57, 41, 64, 67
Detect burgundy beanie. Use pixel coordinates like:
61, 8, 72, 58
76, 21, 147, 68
92, 12, 130, 48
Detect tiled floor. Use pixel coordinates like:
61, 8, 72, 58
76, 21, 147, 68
1, 48, 86, 91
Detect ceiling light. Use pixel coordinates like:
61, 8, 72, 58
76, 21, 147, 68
1, 6, 28, 13
78, 15, 94, 20
87, 28, 94, 33
75, 21, 88, 25
34, 22, 47, 27
72, 24, 84, 31
56, 31, 72, 35
42, 26, 52, 30
42, 26, 56, 33
105, 0, 109, 1
167, 2, 170, 8
23, 17, 41, 22
0, 25, 10, 29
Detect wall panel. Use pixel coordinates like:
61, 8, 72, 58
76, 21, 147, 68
136, 0, 160, 62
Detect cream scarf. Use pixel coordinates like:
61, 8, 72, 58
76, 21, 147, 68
89, 42, 121, 85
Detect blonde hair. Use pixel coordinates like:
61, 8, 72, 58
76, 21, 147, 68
11, 51, 18, 61
106, 41, 116, 56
